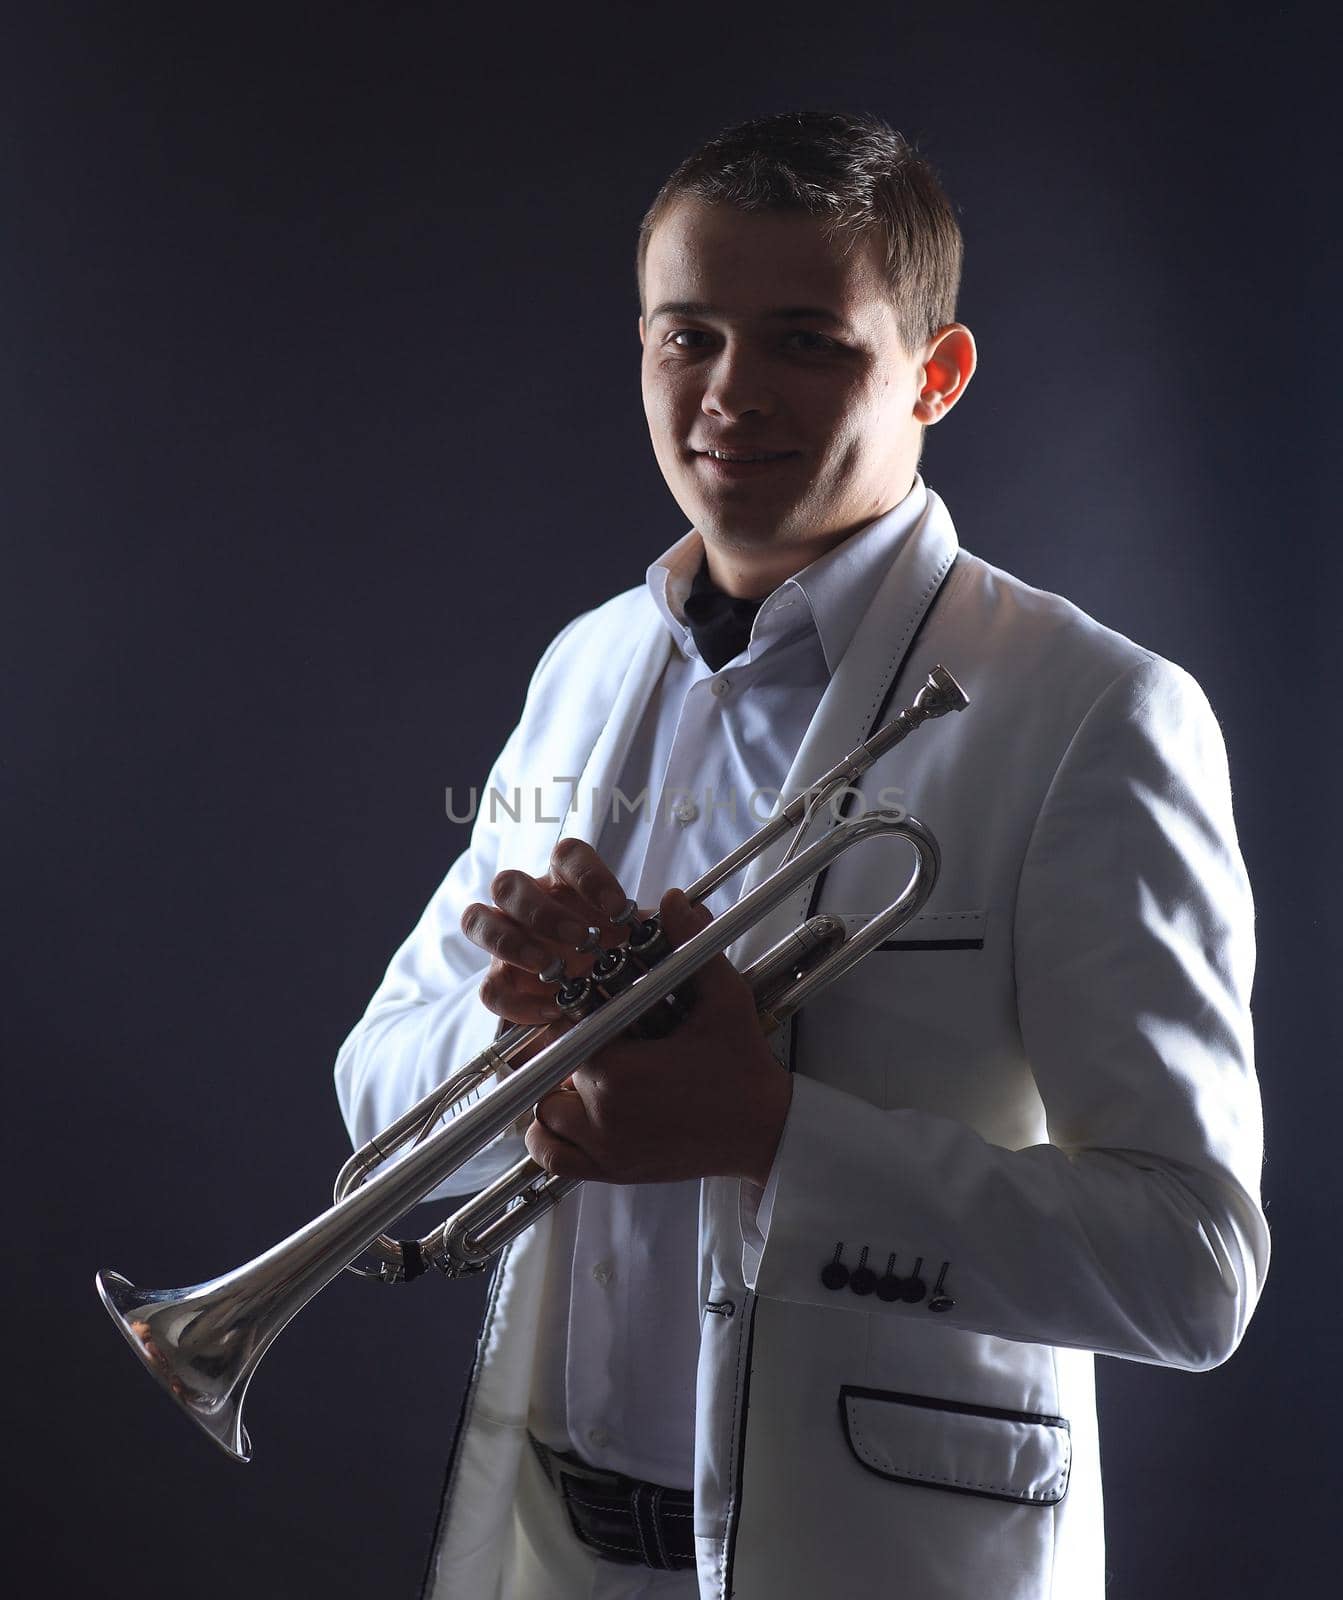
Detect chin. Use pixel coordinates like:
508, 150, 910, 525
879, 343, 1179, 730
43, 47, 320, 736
698, 517, 802, 550
667, 477, 809, 547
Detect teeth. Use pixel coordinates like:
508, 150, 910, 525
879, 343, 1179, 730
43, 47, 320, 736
707, 449, 787, 462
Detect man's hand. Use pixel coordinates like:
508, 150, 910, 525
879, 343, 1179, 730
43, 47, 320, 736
460, 837, 639, 1029
459, 840, 793, 1186
524, 887, 793, 1188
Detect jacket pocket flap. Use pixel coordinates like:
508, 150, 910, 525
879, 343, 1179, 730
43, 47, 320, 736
839, 1385, 1070, 1506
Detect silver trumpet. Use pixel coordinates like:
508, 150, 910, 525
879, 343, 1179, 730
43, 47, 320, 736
95, 665, 968, 1463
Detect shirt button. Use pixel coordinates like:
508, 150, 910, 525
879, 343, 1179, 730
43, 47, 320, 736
588, 1426, 610, 1450
671, 797, 699, 826
710, 676, 731, 698
591, 1260, 615, 1286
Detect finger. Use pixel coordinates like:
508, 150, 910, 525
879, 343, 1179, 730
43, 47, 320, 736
657, 888, 743, 1007
657, 886, 714, 948
478, 959, 566, 1024
491, 868, 603, 951
534, 877, 648, 955
549, 838, 633, 925
525, 1119, 600, 1179
493, 1018, 571, 1084
535, 1083, 593, 1139
526, 1092, 603, 1180
460, 900, 564, 974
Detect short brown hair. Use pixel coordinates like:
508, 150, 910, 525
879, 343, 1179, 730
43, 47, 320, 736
636, 109, 964, 356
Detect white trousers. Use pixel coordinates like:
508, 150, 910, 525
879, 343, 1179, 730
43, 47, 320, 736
500, 1439, 702, 1600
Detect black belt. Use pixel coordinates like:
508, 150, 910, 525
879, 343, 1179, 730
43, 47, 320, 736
528, 1433, 697, 1572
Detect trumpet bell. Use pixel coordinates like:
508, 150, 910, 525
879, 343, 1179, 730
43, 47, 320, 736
95, 1267, 263, 1463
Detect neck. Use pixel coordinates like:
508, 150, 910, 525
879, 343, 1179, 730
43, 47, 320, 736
699, 550, 806, 599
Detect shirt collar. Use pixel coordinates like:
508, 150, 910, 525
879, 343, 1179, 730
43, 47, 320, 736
645, 472, 931, 676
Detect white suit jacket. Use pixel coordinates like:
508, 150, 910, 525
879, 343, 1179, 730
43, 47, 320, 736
334, 485, 1269, 1600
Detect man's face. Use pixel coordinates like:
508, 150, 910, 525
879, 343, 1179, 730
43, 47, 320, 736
638, 197, 936, 578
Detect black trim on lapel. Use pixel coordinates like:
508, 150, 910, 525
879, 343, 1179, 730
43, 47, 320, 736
724, 550, 964, 1595
418, 1249, 509, 1600
786, 548, 964, 1081
877, 936, 984, 951
800, 548, 965, 929
720, 1290, 758, 1598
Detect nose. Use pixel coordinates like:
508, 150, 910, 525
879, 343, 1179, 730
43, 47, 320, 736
699, 342, 775, 423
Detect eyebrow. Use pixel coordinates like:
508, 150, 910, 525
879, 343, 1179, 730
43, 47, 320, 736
648, 300, 850, 330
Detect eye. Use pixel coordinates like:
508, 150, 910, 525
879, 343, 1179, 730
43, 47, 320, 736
665, 329, 839, 352
789, 331, 837, 352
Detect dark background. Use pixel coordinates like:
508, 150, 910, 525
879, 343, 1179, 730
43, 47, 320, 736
5, 3, 1336, 1595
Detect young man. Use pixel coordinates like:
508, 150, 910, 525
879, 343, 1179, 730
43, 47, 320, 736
335, 110, 1268, 1600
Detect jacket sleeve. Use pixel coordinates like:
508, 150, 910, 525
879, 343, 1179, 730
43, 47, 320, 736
742, 654, 1269, 1371
332, 615, 586, 1198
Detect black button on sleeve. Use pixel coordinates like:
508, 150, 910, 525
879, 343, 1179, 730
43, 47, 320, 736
849, 1245, 876, 1296
875, 1253, 902, 1302
820, 1242, 850, 1291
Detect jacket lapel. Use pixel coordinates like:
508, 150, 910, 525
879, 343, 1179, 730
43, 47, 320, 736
723, 488, 960, 971
554, 609, 674, 852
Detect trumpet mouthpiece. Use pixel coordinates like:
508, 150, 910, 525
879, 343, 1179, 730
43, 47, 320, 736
914, 665, 969, 718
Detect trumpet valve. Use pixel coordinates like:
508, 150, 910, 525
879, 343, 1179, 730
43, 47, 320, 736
590, 945, 637, 993
626, 915, 670, 967
556, 975, 598, 1019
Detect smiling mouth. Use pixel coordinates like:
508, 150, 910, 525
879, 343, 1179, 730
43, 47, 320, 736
695, 448, 799, 463
692, 449, 802, 483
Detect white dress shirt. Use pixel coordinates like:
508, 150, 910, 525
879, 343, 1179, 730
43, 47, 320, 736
525, 474, 931, 1489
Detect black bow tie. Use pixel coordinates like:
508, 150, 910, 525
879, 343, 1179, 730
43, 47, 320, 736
682, 556, 765, 671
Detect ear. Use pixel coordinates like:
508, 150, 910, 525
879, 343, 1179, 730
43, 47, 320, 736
638, 314, 646, 349
914, 324, 977, 424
